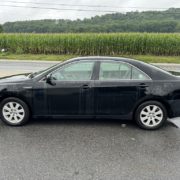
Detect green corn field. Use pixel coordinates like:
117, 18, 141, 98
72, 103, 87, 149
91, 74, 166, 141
0, 33, 180, 56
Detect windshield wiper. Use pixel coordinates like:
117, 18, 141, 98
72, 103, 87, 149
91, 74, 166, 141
28, 72, 37, 79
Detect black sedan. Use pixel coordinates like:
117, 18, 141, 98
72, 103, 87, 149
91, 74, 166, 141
0, 57, 180, 130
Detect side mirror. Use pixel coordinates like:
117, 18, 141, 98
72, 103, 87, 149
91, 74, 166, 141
46, 74, 56, 85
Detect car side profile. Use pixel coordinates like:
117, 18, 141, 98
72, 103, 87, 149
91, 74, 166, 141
0, 57, 180, 130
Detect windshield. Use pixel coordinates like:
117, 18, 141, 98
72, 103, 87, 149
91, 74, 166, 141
28, 63, 60, 78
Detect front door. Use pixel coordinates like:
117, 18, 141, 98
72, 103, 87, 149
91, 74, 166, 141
46, 61, 95, 116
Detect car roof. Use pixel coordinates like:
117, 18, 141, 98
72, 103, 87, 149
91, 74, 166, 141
69, 56, 135, 62
67, 56, 149, 67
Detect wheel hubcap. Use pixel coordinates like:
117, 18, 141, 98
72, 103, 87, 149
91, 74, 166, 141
2, 102, 25, 124
140, 105, 163, 127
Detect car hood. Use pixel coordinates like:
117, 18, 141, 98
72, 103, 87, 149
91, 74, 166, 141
0, 73, 31, 84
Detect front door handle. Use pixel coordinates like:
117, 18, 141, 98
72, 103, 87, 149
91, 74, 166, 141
139, 83, 147, 88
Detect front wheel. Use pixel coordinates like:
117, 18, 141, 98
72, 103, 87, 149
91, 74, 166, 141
0, 97, 30, 126
135, 101, 167, 130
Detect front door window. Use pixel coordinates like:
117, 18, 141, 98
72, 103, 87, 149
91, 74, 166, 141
51, 61, 94, 81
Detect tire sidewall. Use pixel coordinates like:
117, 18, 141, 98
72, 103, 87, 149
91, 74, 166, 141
0, 97, 30, 126
135, 101, 167, 130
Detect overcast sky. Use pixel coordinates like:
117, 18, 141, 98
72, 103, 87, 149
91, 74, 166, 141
0, 0, 180, 24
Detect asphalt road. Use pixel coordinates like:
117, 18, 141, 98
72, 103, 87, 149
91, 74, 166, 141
0, 60, 57, 71
0, 60, 180, 179
0, 60, 57, 77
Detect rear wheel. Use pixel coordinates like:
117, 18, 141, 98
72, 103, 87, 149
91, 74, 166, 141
0, 97, 30, 126
135, 101, 167, 130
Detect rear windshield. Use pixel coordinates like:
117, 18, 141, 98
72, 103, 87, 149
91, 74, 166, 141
149, 64, 180, 77
168, 71, 180, 76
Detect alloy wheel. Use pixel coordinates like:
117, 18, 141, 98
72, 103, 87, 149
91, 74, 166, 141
2, 102, 25, 124
140, 105, 163, 128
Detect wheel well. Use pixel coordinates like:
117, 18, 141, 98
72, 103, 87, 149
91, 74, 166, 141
0, 96, 32, 114
133, 98, 173, 119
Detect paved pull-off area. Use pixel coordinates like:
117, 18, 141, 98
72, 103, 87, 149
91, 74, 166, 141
0, 60, 180, 179
0, 119, 180, 180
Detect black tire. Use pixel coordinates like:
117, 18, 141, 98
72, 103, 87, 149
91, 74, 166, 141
0, 97, 30, 126
135, 101, 167, 130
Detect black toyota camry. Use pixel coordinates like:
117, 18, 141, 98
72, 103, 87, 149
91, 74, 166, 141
0, 57, 180, 130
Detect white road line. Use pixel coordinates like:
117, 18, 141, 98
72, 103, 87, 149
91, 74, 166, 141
168, 118, 180, 128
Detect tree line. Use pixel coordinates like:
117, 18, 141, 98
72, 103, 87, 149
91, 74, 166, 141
0, 25, 2, 33
1, 8, 180, 33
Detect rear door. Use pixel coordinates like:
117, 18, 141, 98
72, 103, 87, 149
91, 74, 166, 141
94, 60, 151, 117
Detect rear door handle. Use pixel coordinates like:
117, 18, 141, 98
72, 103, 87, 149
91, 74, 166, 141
82, 84, 90, 89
